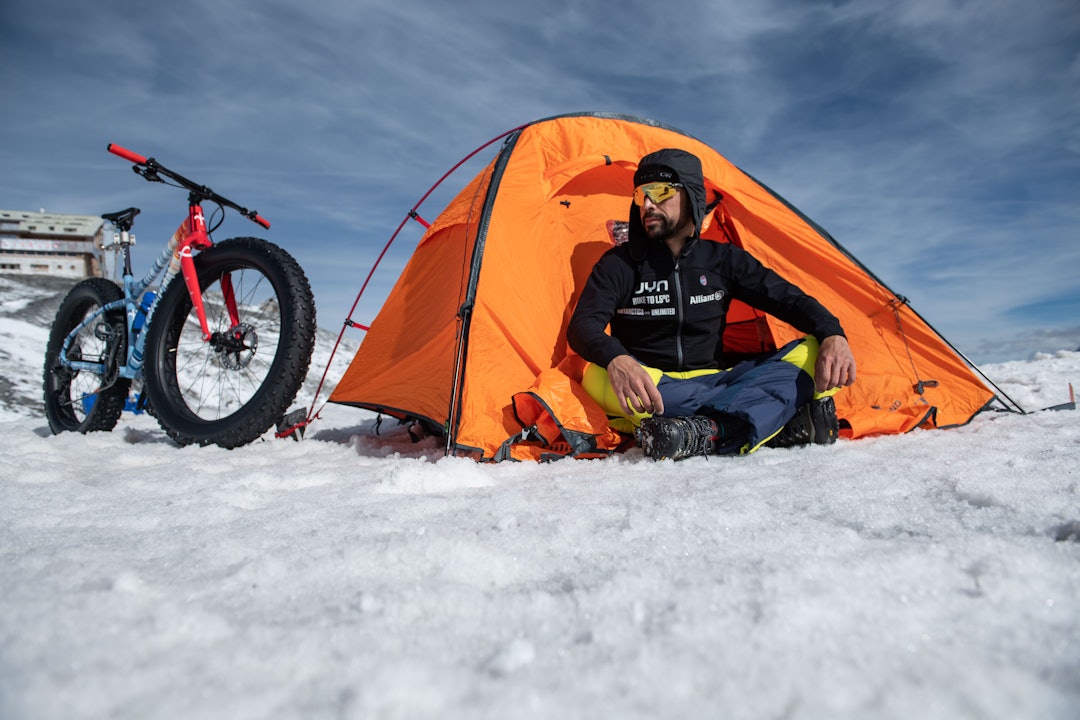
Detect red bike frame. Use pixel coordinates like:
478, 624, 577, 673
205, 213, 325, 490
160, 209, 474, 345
108, 143, 257, 342
176, 205, 233, 340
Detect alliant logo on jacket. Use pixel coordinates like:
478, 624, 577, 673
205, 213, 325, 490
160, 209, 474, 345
690, 291, 724, 305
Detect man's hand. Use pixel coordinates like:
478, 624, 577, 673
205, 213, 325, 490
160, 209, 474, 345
607, 354, 664, 416
815, 335, 857, 393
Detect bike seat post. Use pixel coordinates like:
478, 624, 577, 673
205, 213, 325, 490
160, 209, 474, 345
117, 227, 134, 278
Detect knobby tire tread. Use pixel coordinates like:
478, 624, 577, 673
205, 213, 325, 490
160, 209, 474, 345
143, 237, 316, 448
43, 278, 130, 434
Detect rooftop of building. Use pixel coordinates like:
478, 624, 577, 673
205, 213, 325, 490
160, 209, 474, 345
0, 209, 104, 237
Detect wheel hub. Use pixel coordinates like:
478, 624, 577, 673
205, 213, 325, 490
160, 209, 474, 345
210, 323, 258, 370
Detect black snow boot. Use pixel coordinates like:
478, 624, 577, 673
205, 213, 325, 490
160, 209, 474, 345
637, 415, 718, 461
767, 396, 839, 448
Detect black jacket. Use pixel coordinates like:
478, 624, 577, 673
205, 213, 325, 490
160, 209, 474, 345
566, 236, 846, 371
567, 148, 844, 371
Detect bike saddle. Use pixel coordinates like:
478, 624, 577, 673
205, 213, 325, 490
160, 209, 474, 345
101, 207, 141, 230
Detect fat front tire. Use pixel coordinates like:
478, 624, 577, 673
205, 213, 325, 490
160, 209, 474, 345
43, 278, 131, 434
143, 237, 316, 448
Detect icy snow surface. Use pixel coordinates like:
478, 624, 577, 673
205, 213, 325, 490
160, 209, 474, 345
1, 292, 1078, 718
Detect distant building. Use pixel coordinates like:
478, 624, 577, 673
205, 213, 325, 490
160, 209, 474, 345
0, 209, 105, 279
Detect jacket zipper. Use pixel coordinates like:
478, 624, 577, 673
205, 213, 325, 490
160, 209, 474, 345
673, 257, 685, 369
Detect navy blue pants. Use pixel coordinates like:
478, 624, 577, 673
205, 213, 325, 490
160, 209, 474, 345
656, 339, 816, 452
584, 338, 819, 454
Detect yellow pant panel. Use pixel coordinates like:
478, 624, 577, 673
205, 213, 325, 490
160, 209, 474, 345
778, 336, 838, 400
582, 363, 726, 431
582, 336, 833, 435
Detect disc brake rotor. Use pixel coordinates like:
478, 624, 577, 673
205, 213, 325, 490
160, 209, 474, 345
211, 323, 258, 370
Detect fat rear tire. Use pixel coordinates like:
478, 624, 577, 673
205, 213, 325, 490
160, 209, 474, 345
43, 278, 130, 434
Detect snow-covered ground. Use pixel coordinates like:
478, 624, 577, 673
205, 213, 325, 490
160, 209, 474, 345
1, 276, 1078, 719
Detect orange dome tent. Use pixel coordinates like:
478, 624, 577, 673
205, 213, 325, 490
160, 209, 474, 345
329, 113, 1006, 460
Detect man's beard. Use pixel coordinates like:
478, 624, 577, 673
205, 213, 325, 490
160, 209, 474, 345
643, 212, 678, 241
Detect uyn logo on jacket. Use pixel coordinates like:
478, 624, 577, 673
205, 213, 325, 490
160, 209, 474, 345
635, 280, 669, 295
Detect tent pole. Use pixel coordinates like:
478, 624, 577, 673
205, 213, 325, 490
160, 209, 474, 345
444, 128, 527, 455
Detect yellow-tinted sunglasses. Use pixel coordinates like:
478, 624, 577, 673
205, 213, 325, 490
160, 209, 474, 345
633, 181, 683, 205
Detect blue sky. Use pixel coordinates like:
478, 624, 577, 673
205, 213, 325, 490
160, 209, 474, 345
2, 0, 1077, 363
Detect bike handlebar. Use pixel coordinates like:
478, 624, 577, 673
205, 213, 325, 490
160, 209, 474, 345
106, 143, 271, 229
107, 143, 148, 165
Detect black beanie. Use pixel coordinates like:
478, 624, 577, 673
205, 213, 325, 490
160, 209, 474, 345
634, 163, 682, 186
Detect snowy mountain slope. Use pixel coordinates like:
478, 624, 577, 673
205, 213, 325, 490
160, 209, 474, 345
0, 274, 73, 417
1, 273, 1079, 720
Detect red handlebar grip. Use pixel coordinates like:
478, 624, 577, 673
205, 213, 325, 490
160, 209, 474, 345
107, 143, 148, 165
254, 214, 271, 229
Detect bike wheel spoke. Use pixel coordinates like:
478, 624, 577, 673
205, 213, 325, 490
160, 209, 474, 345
167, 267, 282, 421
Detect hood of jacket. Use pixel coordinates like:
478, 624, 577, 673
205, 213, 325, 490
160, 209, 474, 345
628, 148, 707, 262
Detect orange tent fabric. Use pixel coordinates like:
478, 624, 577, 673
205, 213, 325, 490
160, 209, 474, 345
329, 113, 996, 460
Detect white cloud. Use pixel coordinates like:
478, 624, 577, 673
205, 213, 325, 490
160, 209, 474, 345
1, 0, 1077, 360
